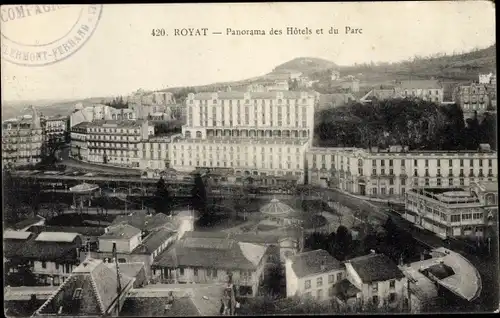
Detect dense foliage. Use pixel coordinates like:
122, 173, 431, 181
315, 99, 496, 150
154, 177, 171, 214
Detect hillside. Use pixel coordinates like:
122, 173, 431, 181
273, 57, 338, 75
336, 44, 496, 82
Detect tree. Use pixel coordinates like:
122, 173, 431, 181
333, 225, 352, 260
191, 173, 208, 217
3, 171, 21, 226
154, 177, 170, 214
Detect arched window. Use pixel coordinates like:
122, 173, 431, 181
112, 114, 116, 120
185, 131, 192, 138
196, 131, 202, 138
358, 159, 363, 166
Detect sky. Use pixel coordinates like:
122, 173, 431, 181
1, 1, 496, 102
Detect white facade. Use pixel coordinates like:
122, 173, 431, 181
86, 120, 154, 168
285, 258, 346, 300
170, 138, 310, 184
183, 91, 316, 142
42, 116, 68, 142
404, 187, 489, 239
98, 233, 141, 254
307, 147, 498, 200
173, 91, 316, 184
32, 261, 77, 285
70, 104, 137, 128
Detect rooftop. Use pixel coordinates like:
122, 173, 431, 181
110, 212, 177, 232
120, 284, 226, 316
3, 230, 33, 240
399, 266, 438, 301
69, 182, 100, 193
153, 237, 267, 270
333, 279, 362, 302
4, 237, 80, 263
408, 247, 481, 302
10, 215, 45, 230
410, 188, 481, 204
35, 232, 81, 243
132, 228, 176, 254
289, 250, 343, 278
27, 225, 106, 238
346, 253, 405, 283
35, 257, 133, 316
87, 119, 145, 128
100, 224, 142, 240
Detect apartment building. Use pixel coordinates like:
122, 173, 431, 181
41, 115, 68, 143
395, 80, 444, 104
86, 119, 154, 167
452, 82, 492, 116
306, 146, 498, 201
285, 250, 345, 300
70, 121, 90, 160
152, 235, 268, 297
2, 109, 44, 168
404, 187, 491, 239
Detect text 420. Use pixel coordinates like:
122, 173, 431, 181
151, 29, 167, 36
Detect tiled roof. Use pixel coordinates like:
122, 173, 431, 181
110, 212, 176, 232
120, 284, 227, 316
35, 232, 80, 243
87, 119, 145, 128
106, 262, 146, 280
36, 258, 133, 316
182, 230, 286, 244
3, 230, 33, 240
153, 237, 267, 270
289, 250, 343, 278
27, 225, 105, 238
4, 239, 80, 263
100, 224, 141, 240
346, 253, 405, 283
11, 215, 45, 230
132, 228, 176, 254
398, 80, 442, 89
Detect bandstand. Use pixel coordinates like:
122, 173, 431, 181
260, 198, 303, 227
69, 182, 100, 213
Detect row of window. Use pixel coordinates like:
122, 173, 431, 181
173, 144, 302, 153
311, 156, 494, 168
87, 127, 140, 134
173, 159, 301, 170
304, 272, 344, 289
190, 98, 310, 106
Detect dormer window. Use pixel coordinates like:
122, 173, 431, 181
73, 288, 83, 300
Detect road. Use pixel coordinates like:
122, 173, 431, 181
63, 158, 142, 175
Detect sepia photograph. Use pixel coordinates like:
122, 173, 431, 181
1, 2, 498, 316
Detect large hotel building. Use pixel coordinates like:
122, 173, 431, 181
306, 146, 498, 200
171, 91, 316, 184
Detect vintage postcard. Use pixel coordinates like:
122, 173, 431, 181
1, 2, 498, 316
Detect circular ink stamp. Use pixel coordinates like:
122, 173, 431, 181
1, 5, 103, 66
